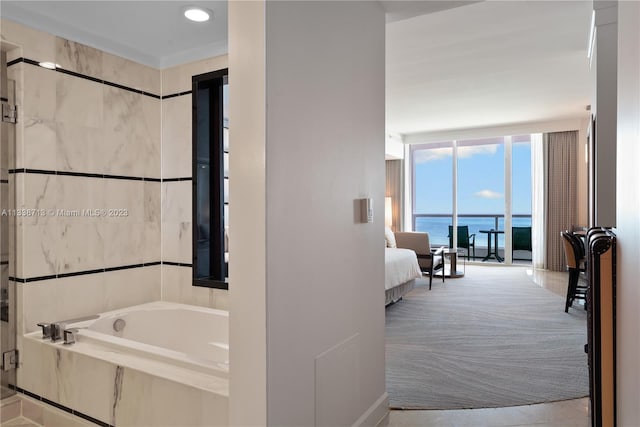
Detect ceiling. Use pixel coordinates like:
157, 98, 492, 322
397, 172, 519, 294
0, 1, 592, 137
386, 0, 593, 137
0, 1, 228, 69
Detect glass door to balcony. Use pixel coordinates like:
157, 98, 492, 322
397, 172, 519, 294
411, 135, 533, 264
457, 138, 505, 261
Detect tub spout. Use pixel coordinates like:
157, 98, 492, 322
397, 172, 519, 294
50, 323, 65, 342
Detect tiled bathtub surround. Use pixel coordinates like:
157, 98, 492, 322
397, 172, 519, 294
0, 19, 230, 325
1, 21, 231, 419
160, 56, 229, 307
19, 333, 228, 426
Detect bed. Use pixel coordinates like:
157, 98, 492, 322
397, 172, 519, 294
385, 247, 422, 305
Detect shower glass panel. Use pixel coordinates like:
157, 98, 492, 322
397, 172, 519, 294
0, 49, 16, 399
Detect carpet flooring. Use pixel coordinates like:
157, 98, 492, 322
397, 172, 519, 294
385, 265, 589, 410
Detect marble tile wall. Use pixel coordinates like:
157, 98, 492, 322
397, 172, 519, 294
1, 18, 230, 348
160, 56, 228, 309
0, 20, 163, 342
18, 336, 228, 426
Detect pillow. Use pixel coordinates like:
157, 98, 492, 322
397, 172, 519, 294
384, 227, 397, 248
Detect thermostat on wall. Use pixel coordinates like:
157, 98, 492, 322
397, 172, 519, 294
360, 198, 373, 223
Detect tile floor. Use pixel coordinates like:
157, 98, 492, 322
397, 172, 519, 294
388, 265, 590, 427
2, 416, 40, 427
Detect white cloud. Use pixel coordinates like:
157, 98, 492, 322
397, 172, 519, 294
474, 189, 503, 199
413, 147, 452, 163
457, 144, 498, 158
414, 144, 498, 163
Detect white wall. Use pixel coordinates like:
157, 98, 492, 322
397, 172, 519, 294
228, 2, 267, 425
229, 1, 387, 426
592, 1, 618, 227
615, 1, 640, 424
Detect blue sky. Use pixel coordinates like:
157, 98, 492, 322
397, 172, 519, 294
413, 140, 532, 215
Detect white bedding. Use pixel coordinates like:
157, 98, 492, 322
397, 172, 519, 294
385, 248, 422, 291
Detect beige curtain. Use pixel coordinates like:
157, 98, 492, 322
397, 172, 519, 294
545, 131, 578, 271
385, 160, 403, 231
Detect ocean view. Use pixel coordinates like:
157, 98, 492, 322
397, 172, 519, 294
415, 216, 532, 247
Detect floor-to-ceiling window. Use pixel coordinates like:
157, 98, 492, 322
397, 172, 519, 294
457, 137, 505, 252
412, 135, 532, 263
411, 142, 453, 246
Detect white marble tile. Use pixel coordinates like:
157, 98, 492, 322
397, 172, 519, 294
161, 265, 228, 309
55, 73, 103, 128
161, 264, 191, 305
212, 288, 230, 311
144, 222, 161, 263
56, 122, 101, 173
20, 275, 106, 334
161, 94, 192, 178
57, 175, 91, 223
102, 86, 160, 177
55, 37, 102, 79
66, 351, 117, 422
161, 55, 229, 96
101, 178, 144, 224
102, 51, 160, 95
161, 221, 192, 264
22, 64, 56, 121
102, 223, 145, 267
0, 19, 56, 63
10, 63, 25, 170
19, 173, 58, 226
115, 367, 227, 426
15, 336, 47, 399
161, 264, 182, 303
57, 222, 104, 273
21, 224, 59, 278
144, 181, 161, 223
23, 117, 56, 170
140, 95, 161, 179
162, 181, 192, 222
113, 367, 153, 426
102, 266, 160, 311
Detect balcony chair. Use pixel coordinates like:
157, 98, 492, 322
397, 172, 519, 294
448, 225, 475, 260
395, 232, 445, 290
512, 226, 532, 261
561, 231, 587, 313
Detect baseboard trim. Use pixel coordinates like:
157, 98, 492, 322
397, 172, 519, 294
352, 392, 389, 427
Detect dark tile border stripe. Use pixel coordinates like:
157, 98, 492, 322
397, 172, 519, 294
0, 179, 8, 184
162, 90, 192, 100
162, 177, 193, 182
8, 57, 193, 100
0, 96, 8, 102
9, 57, 161, 100
9, 261, 162, 283
8, 168, 162, 182
9, 384, 111, 427
9, 168, 184, 183
6, 57, 22, 67
162, 261, 193, 267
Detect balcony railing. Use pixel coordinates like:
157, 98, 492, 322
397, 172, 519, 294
412, 213, 532, 257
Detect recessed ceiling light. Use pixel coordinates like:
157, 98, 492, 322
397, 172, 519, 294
38, 62, 58, 70
184, 7, 211, 22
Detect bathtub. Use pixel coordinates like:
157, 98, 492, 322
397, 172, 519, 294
67, 301, 229, 378
21, 301, 229, 425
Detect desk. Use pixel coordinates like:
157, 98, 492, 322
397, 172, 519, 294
480, 229, 504, 262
